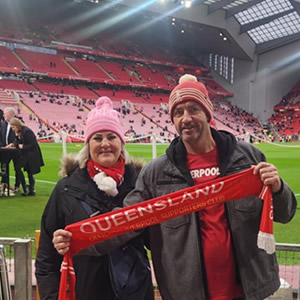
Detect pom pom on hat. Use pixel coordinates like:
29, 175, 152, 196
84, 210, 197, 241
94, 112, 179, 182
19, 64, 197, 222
169, 74, 213, 122
85, 96, 125, 144
179, 74, 197, 84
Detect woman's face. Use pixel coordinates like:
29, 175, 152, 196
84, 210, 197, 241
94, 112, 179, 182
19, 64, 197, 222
11, 125, 19, 133
89, 131, 122, 168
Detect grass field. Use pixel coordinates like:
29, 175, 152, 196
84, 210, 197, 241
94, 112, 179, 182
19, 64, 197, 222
0, 142, 299, 250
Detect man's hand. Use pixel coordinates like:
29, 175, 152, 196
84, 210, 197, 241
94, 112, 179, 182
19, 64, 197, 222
52, 229, 72, 255
253, 162, 281, 193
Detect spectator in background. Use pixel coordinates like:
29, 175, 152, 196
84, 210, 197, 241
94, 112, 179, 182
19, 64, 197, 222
8, 117, 44, 195
0, 107, 20, 192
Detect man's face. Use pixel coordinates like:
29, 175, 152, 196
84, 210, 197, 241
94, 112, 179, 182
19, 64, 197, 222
4, 110, 13, 121
173, 101, 211, 147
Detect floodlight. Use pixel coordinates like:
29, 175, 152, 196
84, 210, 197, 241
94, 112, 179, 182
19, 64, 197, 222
185, 1, 191, 8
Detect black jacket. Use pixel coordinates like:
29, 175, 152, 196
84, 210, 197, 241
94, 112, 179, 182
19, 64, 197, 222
0, 120, 15, 146
35, 162, 152, 300
14, 127, 44, 174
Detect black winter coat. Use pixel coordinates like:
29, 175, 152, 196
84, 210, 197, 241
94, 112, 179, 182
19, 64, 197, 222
0, 120, 15, 146
35, 163, 153, 300
14, 127, 44, 174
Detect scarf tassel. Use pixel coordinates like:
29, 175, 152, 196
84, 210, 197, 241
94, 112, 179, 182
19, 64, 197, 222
257, 186, 275, 255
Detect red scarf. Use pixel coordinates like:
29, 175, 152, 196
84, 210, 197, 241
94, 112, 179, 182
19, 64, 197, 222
58, 167, 274, 300
87, 157, 125, 185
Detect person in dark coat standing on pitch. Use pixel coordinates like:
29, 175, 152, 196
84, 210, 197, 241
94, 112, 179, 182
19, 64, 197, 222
0, 107, 20, 192
8, 117, 44, 195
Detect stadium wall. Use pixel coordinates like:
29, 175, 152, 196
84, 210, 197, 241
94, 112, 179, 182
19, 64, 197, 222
232, 39, 300, 121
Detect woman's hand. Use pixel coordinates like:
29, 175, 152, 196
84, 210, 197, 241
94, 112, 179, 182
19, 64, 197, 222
253, 162, 281, 193
18, 144, 24, 149
52, 229, 72, 255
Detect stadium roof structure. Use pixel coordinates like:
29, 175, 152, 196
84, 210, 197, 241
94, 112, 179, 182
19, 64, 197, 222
1, 0, 299, 62
202, 0, 300, 52
95, 0, 300, 61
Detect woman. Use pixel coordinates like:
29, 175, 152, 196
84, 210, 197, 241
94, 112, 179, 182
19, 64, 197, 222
9, 117, 44, 196
35, 97, 154, 300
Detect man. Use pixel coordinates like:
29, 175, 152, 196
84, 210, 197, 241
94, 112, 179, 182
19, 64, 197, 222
52, 75, 297, 300
0, 107, 20, 192
123, 74, 297, 300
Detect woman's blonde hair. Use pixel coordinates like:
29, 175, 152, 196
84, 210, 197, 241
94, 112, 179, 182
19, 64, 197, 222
10, 117, 26, 130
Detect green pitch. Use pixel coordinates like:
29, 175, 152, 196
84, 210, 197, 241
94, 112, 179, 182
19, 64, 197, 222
0, 142, 299, 247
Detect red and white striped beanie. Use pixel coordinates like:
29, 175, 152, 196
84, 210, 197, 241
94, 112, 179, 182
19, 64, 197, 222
169, 74, 213, 122
85, 97, 125, 144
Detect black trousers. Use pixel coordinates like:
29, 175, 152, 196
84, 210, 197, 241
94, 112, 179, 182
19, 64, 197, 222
0, 151, 20, 187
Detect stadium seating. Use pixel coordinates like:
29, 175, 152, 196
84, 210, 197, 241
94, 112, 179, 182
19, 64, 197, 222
20, 93, 86, 136
0, 79, 35, 91
98, 61, 141, 83
269, 81, 300, 139
0, 11, 272, 143
0, 46, 25, 71
32, 82, 98, 99
0, 89, 19, 106
15, 49, 76, 75
68, 58, 112, 80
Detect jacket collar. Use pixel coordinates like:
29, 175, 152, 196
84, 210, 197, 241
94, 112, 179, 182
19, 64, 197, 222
166, 128, 237, 181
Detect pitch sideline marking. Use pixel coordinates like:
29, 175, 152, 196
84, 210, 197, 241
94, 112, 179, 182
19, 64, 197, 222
9, 176, 56, 185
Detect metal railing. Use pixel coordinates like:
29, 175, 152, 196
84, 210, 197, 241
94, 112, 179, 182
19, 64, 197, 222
274, 243, 300, 299
0, 245, 12, 300
0, 238, 32, 300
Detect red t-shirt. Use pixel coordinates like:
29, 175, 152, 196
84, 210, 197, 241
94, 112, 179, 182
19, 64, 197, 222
187, 148, 243, 300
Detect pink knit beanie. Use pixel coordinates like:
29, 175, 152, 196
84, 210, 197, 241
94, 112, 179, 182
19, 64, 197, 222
169, 74, 213, 122
85, 97, 125, 144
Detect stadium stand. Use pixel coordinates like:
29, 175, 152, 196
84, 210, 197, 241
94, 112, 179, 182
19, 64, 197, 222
0, 0, 298, 144
68, 57, 112, 81
268, 81, 300, 140
0, 89, 19, 106
15, 49, 77, 76
0, 79, 35, 91
98, 60, 141, 83
0, 46, 25, 71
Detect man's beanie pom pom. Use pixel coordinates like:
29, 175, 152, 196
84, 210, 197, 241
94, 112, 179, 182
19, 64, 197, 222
179, 74, 197, 84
